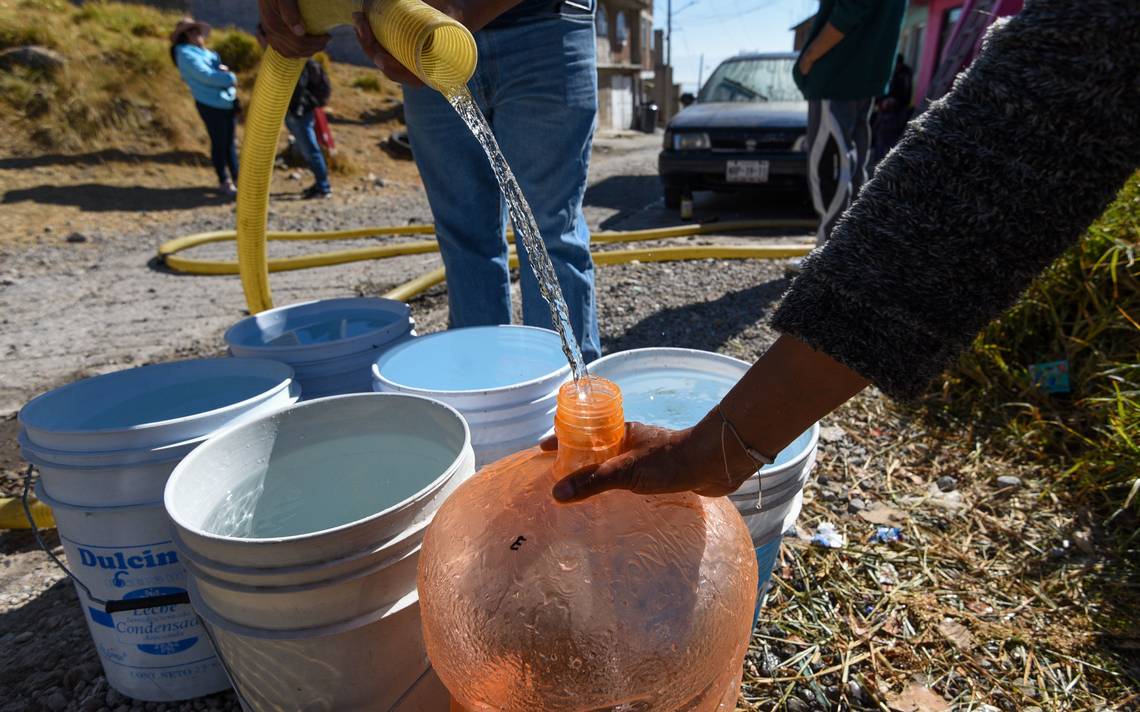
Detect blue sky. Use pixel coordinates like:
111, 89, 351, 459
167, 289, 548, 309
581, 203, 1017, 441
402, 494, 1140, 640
652, 0, 819, 92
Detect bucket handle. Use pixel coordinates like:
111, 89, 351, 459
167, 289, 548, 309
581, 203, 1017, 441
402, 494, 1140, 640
21, 465, 191, 613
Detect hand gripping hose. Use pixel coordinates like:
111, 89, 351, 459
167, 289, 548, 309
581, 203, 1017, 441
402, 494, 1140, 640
236, 0, 476, 313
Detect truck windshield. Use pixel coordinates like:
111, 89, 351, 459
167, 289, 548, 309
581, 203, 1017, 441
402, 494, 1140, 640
698, 57, 801, 103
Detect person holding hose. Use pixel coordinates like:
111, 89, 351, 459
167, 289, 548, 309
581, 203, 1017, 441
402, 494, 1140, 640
546, 0, 1140, 502
258, 0, 602, 362
170, 18, 239, 197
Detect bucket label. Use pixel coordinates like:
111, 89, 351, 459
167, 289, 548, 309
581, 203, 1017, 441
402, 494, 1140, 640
61, 533, 227, 694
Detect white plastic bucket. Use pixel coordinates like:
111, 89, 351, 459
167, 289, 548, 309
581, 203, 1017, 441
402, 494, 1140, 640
165, 393, 475, 569
192, 586, 430, 712
20, 382, 301, 507
588, 347, 820, 618
35, 483, 230, 702
372, 325, 570, 467
19, 358, 297, 452
225, 298, 415, 399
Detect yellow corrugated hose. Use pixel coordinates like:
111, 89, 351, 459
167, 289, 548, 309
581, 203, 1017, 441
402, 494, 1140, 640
234, 0, 476, 313
164, 220, 816, 303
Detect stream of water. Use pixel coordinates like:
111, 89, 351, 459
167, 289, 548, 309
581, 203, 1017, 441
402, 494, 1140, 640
447, 88, 590, 389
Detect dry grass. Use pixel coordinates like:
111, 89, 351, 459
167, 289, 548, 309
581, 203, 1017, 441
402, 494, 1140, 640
741, 391, 1139, 711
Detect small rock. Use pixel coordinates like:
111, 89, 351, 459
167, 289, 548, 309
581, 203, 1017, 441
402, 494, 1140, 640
759, 651, 780, 676
13, 630, 33, 644
0, 45, 66, 72
936, 475, 957, 492
996, 475, 1022, 489
848, 497, 866, 512
785, 698, 810, 712
66, 232, 88, 243
288, 171, 302, 181
46, 691, 68, 711
373, 176, 385, 188
819, 425, 846, 443
847, 680, 865, 701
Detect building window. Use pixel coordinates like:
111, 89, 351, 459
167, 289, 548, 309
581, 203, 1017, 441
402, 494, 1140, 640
615, 12, 627, 50
596, 3, 609, 37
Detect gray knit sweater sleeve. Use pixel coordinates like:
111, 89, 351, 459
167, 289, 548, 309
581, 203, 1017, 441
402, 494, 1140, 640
770, 0, 1140, 400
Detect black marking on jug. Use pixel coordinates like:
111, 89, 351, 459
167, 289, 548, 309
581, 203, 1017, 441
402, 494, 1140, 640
510, 536, 527, 551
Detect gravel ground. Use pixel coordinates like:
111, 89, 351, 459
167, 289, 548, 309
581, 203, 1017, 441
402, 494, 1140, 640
0, 131, 815, 711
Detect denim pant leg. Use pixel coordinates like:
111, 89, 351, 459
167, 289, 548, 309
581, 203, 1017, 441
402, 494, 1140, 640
404, 67, 511, 328
485, 14, 601, 362
285, 111, 330, 192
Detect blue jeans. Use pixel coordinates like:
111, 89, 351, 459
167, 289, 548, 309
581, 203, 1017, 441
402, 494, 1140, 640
403, 10, 600, 361
285, 110, 330, 193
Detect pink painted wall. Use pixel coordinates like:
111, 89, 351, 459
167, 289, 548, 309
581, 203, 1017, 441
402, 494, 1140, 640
914, 0, 1023, 102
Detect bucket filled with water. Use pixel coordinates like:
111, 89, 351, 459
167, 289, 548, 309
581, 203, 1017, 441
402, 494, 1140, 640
372, 325, 571, 467
588, 347, 819, 623
164, 392, 475, 710
17, 357, 300, 702
225, 297, 415, 400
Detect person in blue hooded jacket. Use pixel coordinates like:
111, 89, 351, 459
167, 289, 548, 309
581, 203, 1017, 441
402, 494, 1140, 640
171, 17, 239, 197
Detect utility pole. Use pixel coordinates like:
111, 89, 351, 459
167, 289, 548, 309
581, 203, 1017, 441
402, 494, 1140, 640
666, 0, 672, 67
697, 53, 704, 91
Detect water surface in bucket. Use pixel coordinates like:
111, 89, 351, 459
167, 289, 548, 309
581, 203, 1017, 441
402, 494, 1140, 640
447, 88, 589, 392
381, 328, 568, 392
616, 368, 814, 469
264, 315, 396, 347
202, 432, 457, 539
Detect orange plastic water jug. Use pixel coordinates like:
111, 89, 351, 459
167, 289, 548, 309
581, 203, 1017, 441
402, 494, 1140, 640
418, 377, 758, 711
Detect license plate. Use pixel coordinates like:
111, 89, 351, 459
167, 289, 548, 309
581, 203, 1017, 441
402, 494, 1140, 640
726, 160, 769, 183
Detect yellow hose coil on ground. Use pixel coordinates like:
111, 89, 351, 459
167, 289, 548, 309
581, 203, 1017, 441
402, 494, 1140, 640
163, 220, 817, 275
234, 0, 476, 313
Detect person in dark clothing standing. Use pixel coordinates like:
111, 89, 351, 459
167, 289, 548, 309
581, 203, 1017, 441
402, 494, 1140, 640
871, 54, 914, 166
287, 58, 333, 199
257, 23, 332, 199
171, 17, 238, 196
794, 0, 907, 246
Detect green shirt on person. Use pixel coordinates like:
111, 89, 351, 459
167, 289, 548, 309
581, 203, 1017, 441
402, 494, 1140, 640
793, 0, 908, 101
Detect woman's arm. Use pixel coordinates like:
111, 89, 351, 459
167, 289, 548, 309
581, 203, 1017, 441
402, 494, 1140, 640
552, 0, 1140, 501
176, 47, 237, 88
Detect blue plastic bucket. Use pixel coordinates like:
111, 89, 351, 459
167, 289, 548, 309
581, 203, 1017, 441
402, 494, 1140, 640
225, 298, 415, 399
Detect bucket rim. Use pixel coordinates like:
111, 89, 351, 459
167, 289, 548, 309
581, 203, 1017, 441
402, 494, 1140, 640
164, 392, 472, 547
35, 479, 162, 513
171, 509, 432, 579
372, 325, 572, 396
20, 429, 201, 471
18, 358, 296, 444
184, 538, 421, 596
189, 578, 420, 639
224, 297, 412, 357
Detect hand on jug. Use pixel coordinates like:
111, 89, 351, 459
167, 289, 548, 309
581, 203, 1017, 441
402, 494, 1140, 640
543, 414, 762, 503
258, 0, 330, 57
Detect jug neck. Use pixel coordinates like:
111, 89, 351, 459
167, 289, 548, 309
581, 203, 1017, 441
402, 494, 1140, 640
553, 377, 625, 477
